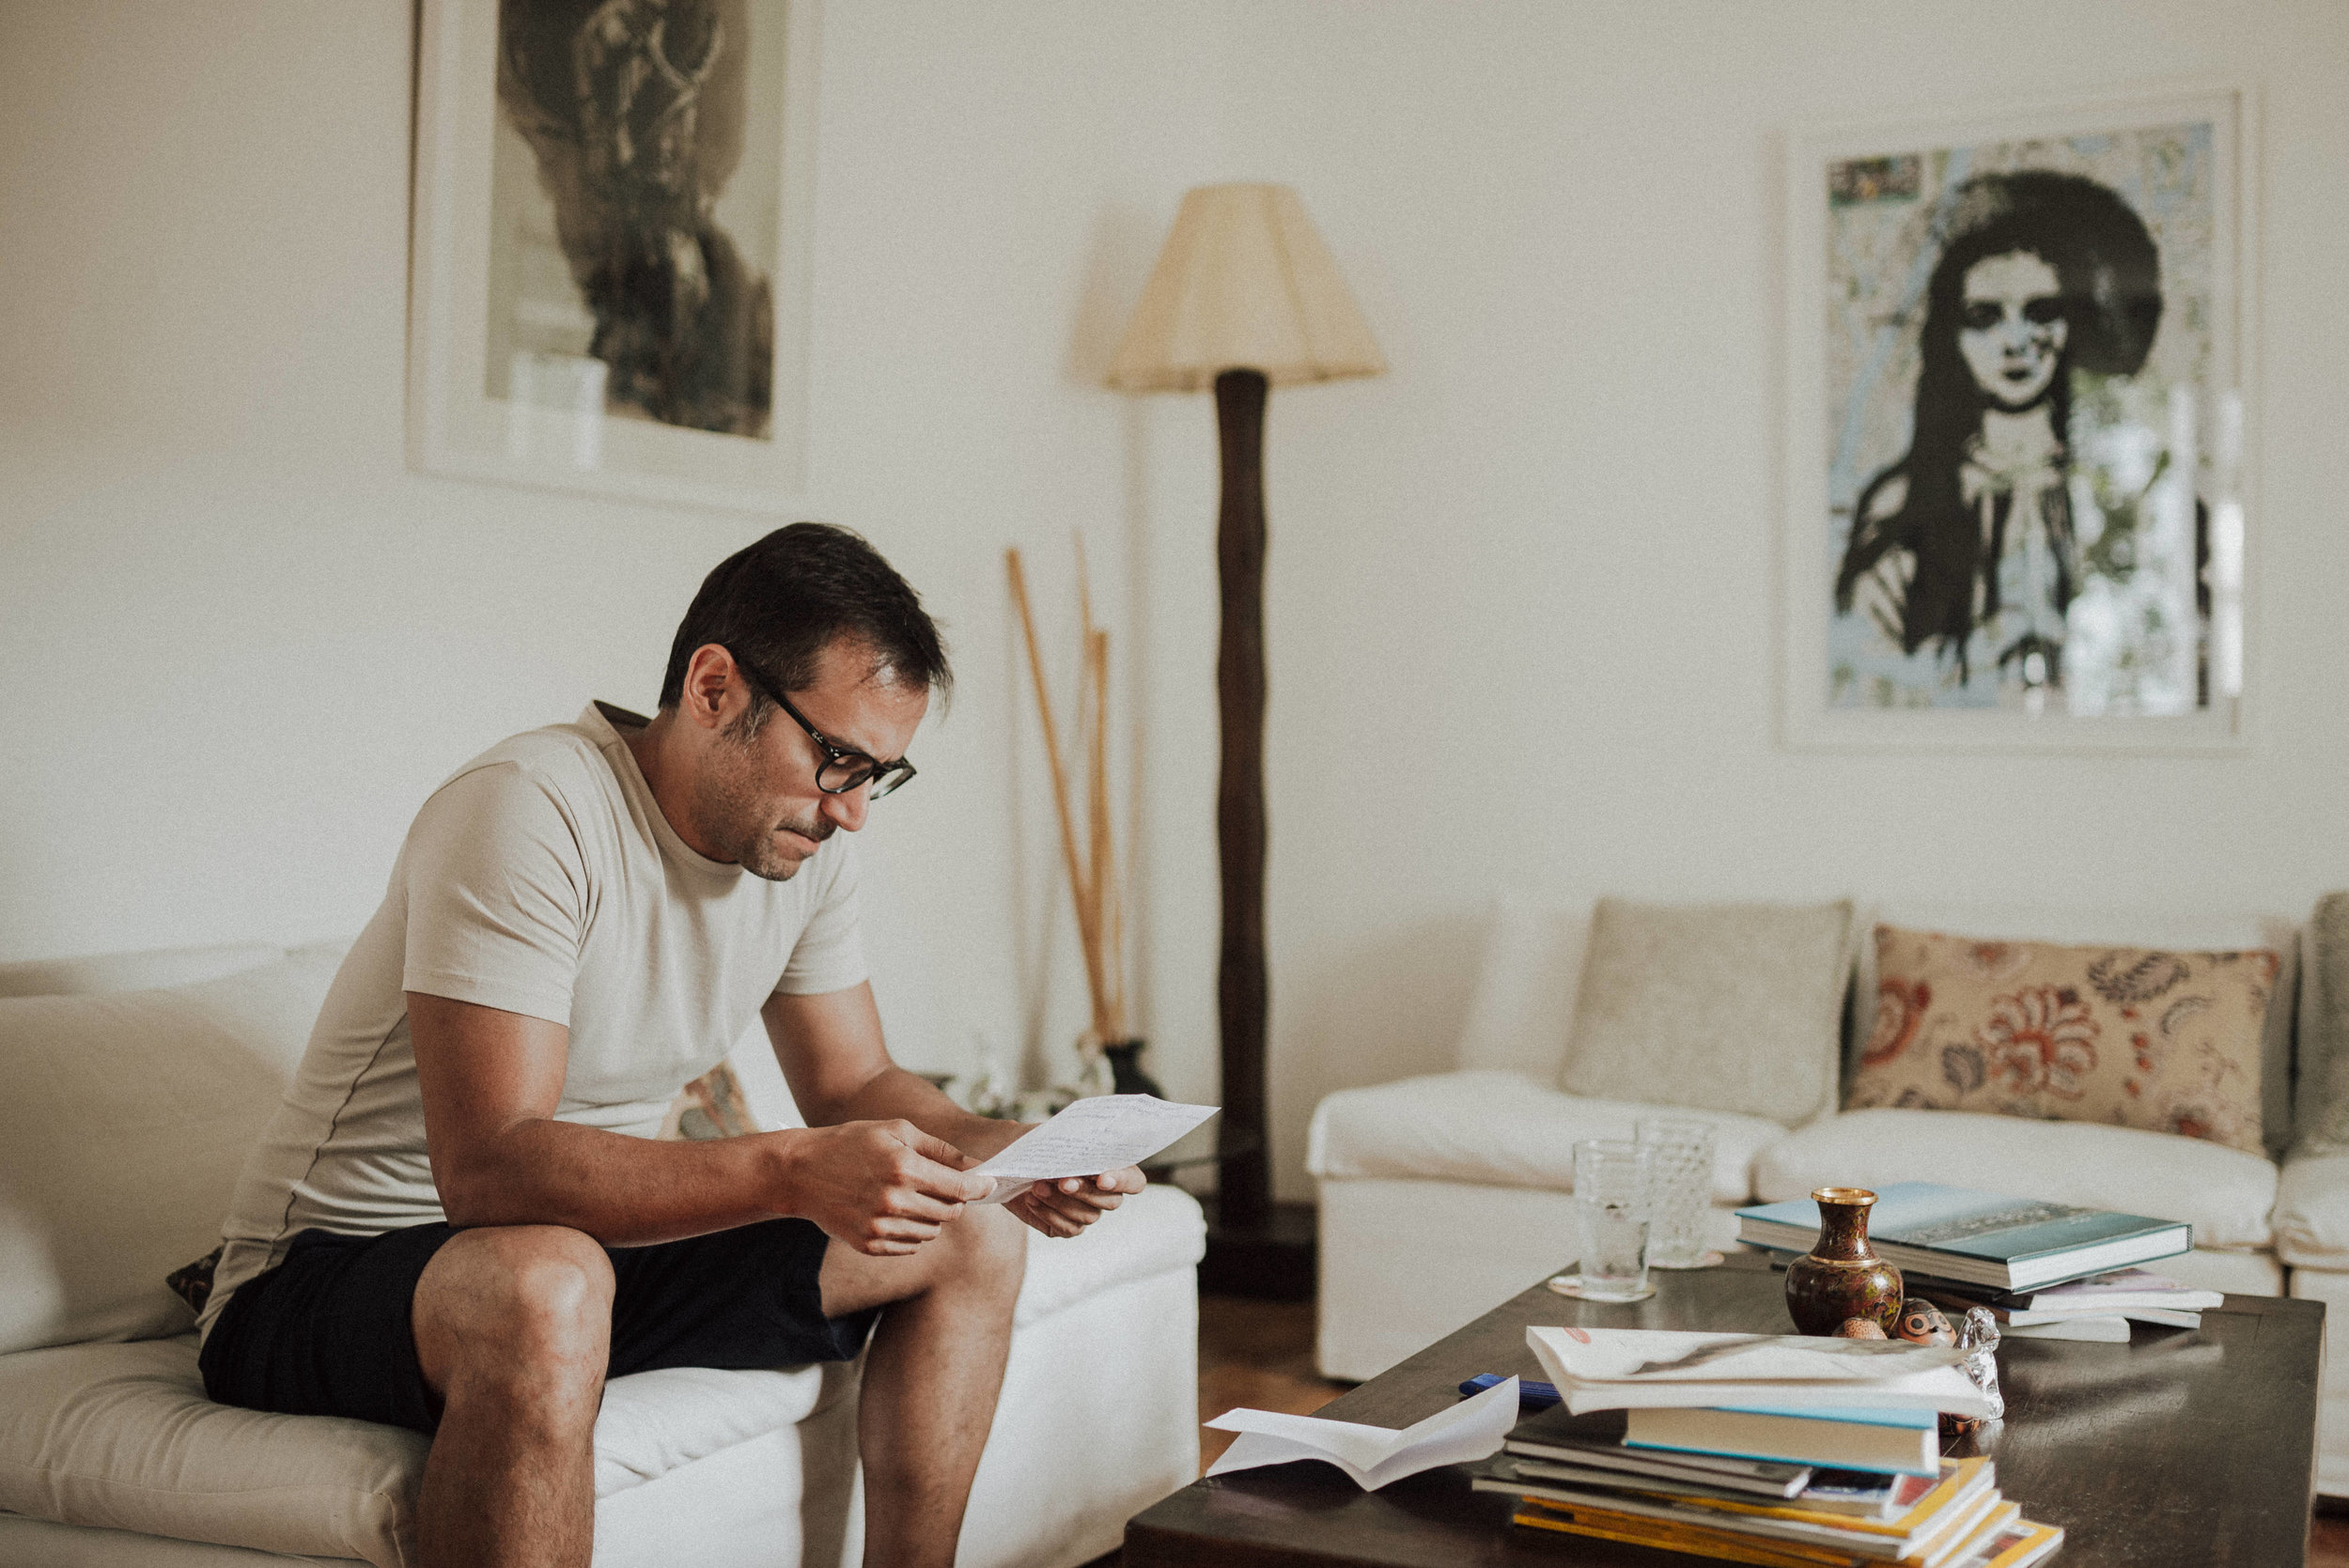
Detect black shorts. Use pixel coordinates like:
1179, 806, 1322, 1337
198, 1219, 879, 1436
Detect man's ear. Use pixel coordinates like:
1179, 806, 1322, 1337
680, 644, 745, 732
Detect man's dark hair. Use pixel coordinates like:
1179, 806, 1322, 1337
658, 523, 951, 718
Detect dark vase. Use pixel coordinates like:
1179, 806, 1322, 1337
1102, 1038, 1165, 1099
1784, 1187, 1905, 1336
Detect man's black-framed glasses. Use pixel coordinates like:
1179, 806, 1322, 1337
726, 650, 917, 800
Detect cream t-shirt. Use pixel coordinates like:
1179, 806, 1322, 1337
200, 702, 866, 1337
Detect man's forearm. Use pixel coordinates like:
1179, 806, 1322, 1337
817, 1063, 1029, 1164
436, 1115, 812, 1247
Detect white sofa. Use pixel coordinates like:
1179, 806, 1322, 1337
1309, 893, 2324, 1471
0, 939, 1205, 1567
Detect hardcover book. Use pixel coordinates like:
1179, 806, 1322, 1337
1626, 1404, 1940, 1477
1919, 1265, 2221, 1313
1735, 1183, 2191, 1292
1504, 1405, 1814, 1496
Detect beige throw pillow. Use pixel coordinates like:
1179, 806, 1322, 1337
1847, 924, 2275, 1154
2294, 893, 2349, 1157
1562, 898, 1855, 1127
0, 947, 340, 1356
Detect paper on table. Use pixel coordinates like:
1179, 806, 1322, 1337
968, 1094, 1219, 1203
1204, 1375, 1520, 1490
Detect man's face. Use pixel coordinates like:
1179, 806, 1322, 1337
1957, 250, 2069, 411
691, 640, 928, 881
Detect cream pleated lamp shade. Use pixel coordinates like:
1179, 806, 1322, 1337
1107, 183, 1386, 392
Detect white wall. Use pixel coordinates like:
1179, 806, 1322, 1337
1216, 1, 2349, 1199
0, 0, 1226, 1103
4, 2, 2344, 1204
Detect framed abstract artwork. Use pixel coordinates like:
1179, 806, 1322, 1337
408, 0, 820, 512
1781, 85, 2255, 752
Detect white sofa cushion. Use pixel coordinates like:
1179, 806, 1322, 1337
0, 948, 343, 1356
1755, 1107, 2279, 1250
1305, 1070, 1782, 1203
1010, 1184, 1206, 1327
1564, 898, 1855, 1127
0, 1332, 847, 1567
2274, 1154, 2349, 1269
0, 1186, 1204, 1567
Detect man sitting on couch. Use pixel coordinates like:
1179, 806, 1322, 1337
194, 523, 1141, 1568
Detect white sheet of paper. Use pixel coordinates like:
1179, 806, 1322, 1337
1203, 1375, 1520, 1490
968, 1094, 1219, 1203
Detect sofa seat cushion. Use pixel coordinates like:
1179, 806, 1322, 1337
1306, 1071, 1784, 1203
1012, 1183, 1205, 1327
1754, 1108, 2278, 1250
0, 1333, 844, 1567
0, 1188, 1206, 1565
2274, 1155, 2349, 1268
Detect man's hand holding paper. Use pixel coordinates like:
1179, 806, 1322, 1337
970, 1095, 1219, 1235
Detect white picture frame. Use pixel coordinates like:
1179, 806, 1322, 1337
1780, 84, 2256, 753
408, 0, 820, 513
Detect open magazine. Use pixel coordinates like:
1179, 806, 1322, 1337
1527, 1327, 1993, 1417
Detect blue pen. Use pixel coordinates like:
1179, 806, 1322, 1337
1459, 1372, 1561, 1408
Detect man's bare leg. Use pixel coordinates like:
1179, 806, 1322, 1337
410, 1225, 615, 1568
820, 1201, 1028, 1568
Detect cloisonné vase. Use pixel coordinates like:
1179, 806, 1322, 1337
1783, 1187, 1905, 1336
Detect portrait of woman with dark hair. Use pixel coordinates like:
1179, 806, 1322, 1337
1833, 169, 2164, 701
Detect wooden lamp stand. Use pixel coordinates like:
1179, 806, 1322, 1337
1106, 186, 1384, 1300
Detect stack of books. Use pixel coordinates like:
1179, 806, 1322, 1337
1480, 1326, 2062, 1567
1735, 1183, 2193, 1297
1919, 1267, 2223, 1343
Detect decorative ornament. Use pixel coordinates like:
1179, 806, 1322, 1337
1894, 1298, 1956, 1346
1784, 1188, 1904, 1335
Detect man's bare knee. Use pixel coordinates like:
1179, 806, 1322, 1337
947, 1203, 1026, 1300
414, 1225, 614, 1407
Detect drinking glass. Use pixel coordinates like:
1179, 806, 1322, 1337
1637, 1117, 1720, 1269
1551, 1139, 1656, 1302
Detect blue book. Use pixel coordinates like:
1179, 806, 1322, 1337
1736, 1182, 2191, 1293
1623, 1403, 1940, 1478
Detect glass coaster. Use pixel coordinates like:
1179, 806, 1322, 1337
1646, 1250, 1727, 1271
1547, 1273, 1657, 1303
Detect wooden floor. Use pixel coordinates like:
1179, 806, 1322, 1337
1084, 1295, 2349, 1565
1194, 1293, 1355, 1469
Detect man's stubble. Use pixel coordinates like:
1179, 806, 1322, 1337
692, 729, 833, 882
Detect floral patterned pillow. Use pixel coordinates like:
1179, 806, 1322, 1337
1846, 924, 2278, 1154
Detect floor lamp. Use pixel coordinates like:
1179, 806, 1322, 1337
1108, 184, 1385, 1296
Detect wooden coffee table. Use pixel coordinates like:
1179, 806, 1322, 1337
1125, 1250, 2320, 1566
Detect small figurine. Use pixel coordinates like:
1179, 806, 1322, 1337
1833, 1317, 1888, 1339
1893, 1298, 1955, 1346
1939, 1305, 2005, 1436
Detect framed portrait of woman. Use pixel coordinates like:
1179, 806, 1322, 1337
1780, 85, 2255, 753
408, 0, 820, 513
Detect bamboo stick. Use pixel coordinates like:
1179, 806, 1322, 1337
1073, 535, 1127, 1040
1088, 626, 1126, 1039
1006, 548, 1112, 1040
1085, 624, 1123, 1042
